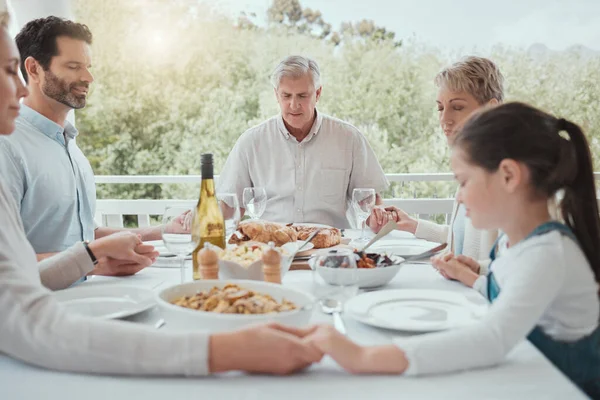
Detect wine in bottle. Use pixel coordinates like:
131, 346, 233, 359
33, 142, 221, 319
192, 153, 225, 280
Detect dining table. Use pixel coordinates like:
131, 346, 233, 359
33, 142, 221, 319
0, 229, 588, 400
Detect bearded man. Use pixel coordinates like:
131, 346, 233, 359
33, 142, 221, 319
0, 17, 182, 274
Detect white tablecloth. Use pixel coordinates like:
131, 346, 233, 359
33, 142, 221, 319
0, 231, 588, 400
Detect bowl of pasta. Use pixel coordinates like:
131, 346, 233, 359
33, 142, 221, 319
156, 280, 314, 332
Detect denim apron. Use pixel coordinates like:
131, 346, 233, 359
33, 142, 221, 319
487, 222, 600, 399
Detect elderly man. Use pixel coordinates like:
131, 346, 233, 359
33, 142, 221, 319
218, 56, 388, 229
0, 16, 183, 275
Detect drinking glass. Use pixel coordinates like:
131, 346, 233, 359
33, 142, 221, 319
242, 187, 267, 220
161, 206, 194, 283
217, 193, 241, 239
311, 248, 359, 303
352, 188, 376, 244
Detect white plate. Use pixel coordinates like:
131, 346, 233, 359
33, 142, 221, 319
368, 243, 434, 258
285, 240, 315, 253
345, 289, 486, 332
53, 285, 156, 319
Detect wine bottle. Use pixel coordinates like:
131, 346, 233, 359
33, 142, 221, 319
192, 153, 225, 280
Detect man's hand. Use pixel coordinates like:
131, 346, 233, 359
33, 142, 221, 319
88, 232, 158, 273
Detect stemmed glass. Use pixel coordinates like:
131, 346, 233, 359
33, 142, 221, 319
217, 193, 241, 240
242, 187, 267, 220
352, 188, 376, 245
311, 248, 359, 330
161, 206, 194, 283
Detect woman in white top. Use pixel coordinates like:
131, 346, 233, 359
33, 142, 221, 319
369, 57, 502, 271
305, 102, 600, 398
0, 12, 322, 376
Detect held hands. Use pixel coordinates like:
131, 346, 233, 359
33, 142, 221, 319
431, 252, 480, 287
367, 206, 417, 234
303, 324, 407, 374
171, 210, 193, 233
88, 232, 159, 276
209, 323, 324, 375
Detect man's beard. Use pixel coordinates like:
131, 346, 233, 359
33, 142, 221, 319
42, 69, 88, 109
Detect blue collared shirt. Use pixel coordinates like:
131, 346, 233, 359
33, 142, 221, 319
0, 105, 96, 253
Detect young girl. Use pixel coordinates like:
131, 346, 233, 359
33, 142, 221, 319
369, 56, 502, 274
308, 102, 600, 398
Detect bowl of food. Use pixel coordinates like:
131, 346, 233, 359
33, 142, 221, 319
217, 242, 296, 280
157, 280, 314, 332
310, 250, 403, 289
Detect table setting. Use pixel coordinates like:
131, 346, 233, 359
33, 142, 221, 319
1, 187, 588, 400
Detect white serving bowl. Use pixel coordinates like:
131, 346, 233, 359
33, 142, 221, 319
309, 254, 404, 289
156, 280, 314, 332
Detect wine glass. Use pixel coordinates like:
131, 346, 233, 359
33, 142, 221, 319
352, 188, 376, 245
217, 193, 241, 239
161, 206, 194, 283
311, 248, 359, 304
242, 187, 267, 220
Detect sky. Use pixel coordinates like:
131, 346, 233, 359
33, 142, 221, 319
216, 0, 600, 52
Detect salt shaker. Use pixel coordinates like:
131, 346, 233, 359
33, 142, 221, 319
198, 242, 219, 280
262, 242, 281, 284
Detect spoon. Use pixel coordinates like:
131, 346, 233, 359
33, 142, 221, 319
356, 220, 398, 255
291, 229, 321, 259
319, 298, 346, 335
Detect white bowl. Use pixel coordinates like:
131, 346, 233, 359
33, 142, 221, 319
355, 264, 402, 288
218, 242, 301, 281
156, 280, 314, 332
309, 255, 403, 289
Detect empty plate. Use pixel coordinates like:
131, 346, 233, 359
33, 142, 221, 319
53, 285, 156, 319
345, 289, 487, 332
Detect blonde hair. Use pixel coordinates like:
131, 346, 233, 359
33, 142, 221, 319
0, 11, 9, 28
435, 56, 504, 104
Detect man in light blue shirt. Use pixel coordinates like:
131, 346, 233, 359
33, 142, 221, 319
0, 17, 180, 276
0, 104, 96, 254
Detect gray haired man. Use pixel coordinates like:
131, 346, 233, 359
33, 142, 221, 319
218, 55, 389, 229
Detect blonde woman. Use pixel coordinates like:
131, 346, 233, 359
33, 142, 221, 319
0, 12, 321, 376
370, 56, 504, 272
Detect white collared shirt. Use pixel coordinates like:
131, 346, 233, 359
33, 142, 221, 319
217, 111, 389, 228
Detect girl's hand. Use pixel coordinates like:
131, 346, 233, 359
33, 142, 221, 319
305, 324, 407, 374
431, 253, 479, 287
367, 206, 417, 234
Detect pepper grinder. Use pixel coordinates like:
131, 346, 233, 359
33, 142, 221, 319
198, 242, 219, 280
262, 242, 281, 284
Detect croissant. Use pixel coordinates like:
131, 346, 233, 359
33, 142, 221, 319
229, 220, 297, 247
293, 226, 341, 249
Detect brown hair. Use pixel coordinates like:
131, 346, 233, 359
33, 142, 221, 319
455, 102, 600, 284
435, 56, 505, 104
15, 16, 92, 83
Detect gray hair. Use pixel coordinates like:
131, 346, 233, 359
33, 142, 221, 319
271, 55, 321, 89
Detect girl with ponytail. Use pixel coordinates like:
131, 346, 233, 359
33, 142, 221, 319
303, 102, 600, 398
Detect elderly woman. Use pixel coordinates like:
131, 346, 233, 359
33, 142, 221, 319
370, 56, 504, 272
0, 12, 321, 376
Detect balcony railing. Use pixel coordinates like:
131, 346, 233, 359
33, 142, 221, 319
94, 173, 600, 228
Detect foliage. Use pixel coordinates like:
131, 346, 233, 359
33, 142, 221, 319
72, 0, 600, 204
